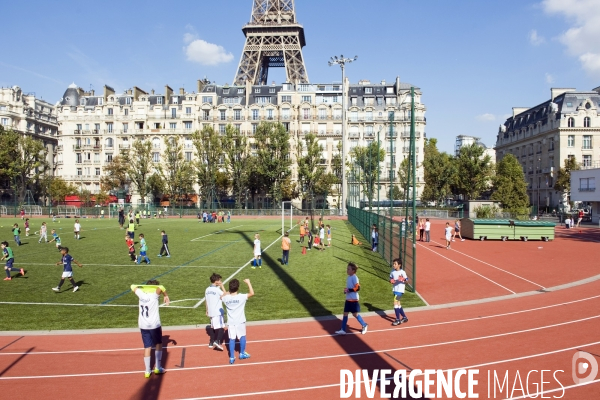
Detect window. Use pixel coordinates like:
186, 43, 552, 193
152, 137, 161, 149
365, 88, 372, 94
172, 97, 178, 104
579, 177, 595, 191
256, 96, 271, 104
376, 97, 383, 106
95, 168, 101, 176
281, 95, 291, 103
583, 135, 592, 149
568, 135, 574, 147
282, 108, 290, 119
366, 111, 373, 121
107, 123, 113, 133
237, 89, 244, 94
269, 88, 276, 93
202, 96, 213, 104
124, 108, 129, 116
568, 117, 575, 127
153, 152, 160, 162
106, 153, 113, 162
252, 124, 257, 134
106, 138, 113, 148
584, 117, 591, 127
267, 109, 273, 120
219, 124, 226, 134
1, 118, 9, 126
365, 126, 373, 136
252, 109, 259, 120
123, 123, 128, 133
184, 121, 192, 130
185, 152, 192, 161
350, 111, 358, 122
254, 88, 261, 93
203, 110, 210, 120
77, 168, 82, 176
95, 124, 100, 132
303, 108, 310, 119
549, 138, 554, 151
171, 108, 176, 118
107, 108, 113, 115
386, 98, 397, 105
582, 155, 592, 167
319, 109, 327, 120
98, 98, 103, 105
76, 153, 82, 163
234, 109, 241, 120
157, 97, 163, 105
170, 122, 177, 130
301, 96, 311, 103
218, 110, 225, 121
125, 97, 131, 105
186, 107, 191, 115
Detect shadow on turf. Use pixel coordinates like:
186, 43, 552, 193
363, 302, 396, 323
130, 336, 173, 400
235, 231, 426, 399
52, 280, 89, 293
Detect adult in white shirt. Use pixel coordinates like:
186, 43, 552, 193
222, 278, 254, 364
131, 280, 169, 378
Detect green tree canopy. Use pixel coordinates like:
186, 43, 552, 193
554, 156, 580, 202
124, 139, 153, 203
350, 141, 385, 207
421, 138, 456, 205
454, 143, 493, 200
157, 136, 195, 203
192, 126, 222, 207
490, 154, 530, 215
296, 132, 325, 208
221, 125, 251, 209
254, 122, 292, 207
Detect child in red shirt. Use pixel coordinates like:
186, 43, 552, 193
126, 235, 136, 262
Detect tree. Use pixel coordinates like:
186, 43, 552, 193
350, 141, 385, 207
454, 143, 493, 200
296, 133, 325, 209
389, 185, 402, 200
147, 173, 165, 204
157, 136, 195, 205
192, 126, 222, 208
48, 177, 77, 203
0, 126, 49, 202
80, 189, 93, 207
125, 139, 153, 203
254, 122, 292, 207
554, 156, 580, 204
221, 126, 251, 209
490, 154, 529, 215
101, 153, 129, 194
94, 190, 110, 206
330, 142, 343, 209
421, 138, 456, 205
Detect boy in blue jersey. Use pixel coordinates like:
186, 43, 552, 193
390, 258, 409, 326
157, 230, 170, 257
48, 229, 62, 251
205, 273, 226, 351
52, 247, 82, 292
137, 233, 151, 264
2, 241, 24, 280
335, 262, 368, 335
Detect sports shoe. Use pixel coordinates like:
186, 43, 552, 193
251, 266, 256, 269
153, 367, 165, 375
73, 286, 79, 292
451, 239, 455, 242
144, 371, 151, 378
229, 357, 235, 364
361, 324, 369, 335
52, 287, 60, 291
401, 317, 408, 324
208, 341, 214, 349
157, 254, 162, 257
3, 277, 11, 281
461, 239, 465, 242
20, 268, 25, 276
335, 330, 346, 335
214, 342, 224, 351
166, 255, 170, 258
392, 319, 401, 326
239, 352, 251, 360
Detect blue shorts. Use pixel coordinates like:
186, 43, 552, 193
5, 259, 14, 268
393, 291, 404, 301
140, 251, 147, 256
140, 326, 163, 348
343, 301, 360, 313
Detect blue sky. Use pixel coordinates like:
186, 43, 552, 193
2, 0, 599, 153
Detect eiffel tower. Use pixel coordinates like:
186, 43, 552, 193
233, 0, 309, 85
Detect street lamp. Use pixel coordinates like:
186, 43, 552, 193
329, 55, 358, 216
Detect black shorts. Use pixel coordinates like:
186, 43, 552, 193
343, 301, 360, 313
140, 326, 162, 348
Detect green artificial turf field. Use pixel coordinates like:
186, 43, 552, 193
0, 215, 425, 330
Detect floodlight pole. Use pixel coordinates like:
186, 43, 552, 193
329, 55, 358, 216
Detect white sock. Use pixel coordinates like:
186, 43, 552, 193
155, 350, 162, 369
144, 356, 151, 372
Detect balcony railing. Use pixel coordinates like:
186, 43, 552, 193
579, 187, 596, 192
119, 144, 130, 149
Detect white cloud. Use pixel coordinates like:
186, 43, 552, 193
542, 0, 600, 78
476, 113, 496, 122
529, 29, 545, 46
182, 25, 233, 66
545, 72, 555, 84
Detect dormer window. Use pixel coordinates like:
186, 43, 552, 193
157, 97, 163, 105
223, 89, 230, 94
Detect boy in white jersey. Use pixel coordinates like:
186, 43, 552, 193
335, 262, 368, 335
222, 278, 254, 364
251, 233, 262, 269
205, 273, 226, 351
131, 279, 170, 378
444, 222, 453, 250
390, 258, 409, 326
73, 219, 81, 240
38, 222, 48, 243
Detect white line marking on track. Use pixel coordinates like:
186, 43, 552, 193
427, 239, 546, 288
2, 293, 599, 355
190, 225, 244, 241
418, 243, 516, 294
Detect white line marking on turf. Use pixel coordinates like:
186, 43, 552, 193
0, 302, 138, 308
418, 243, 516, 294
191, 227, 295, 309
2, 293, 598, 356
190, 225, 244, 241
428, 239, 546, 289
15, 263, 240, 269
0, 320, 597, 380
